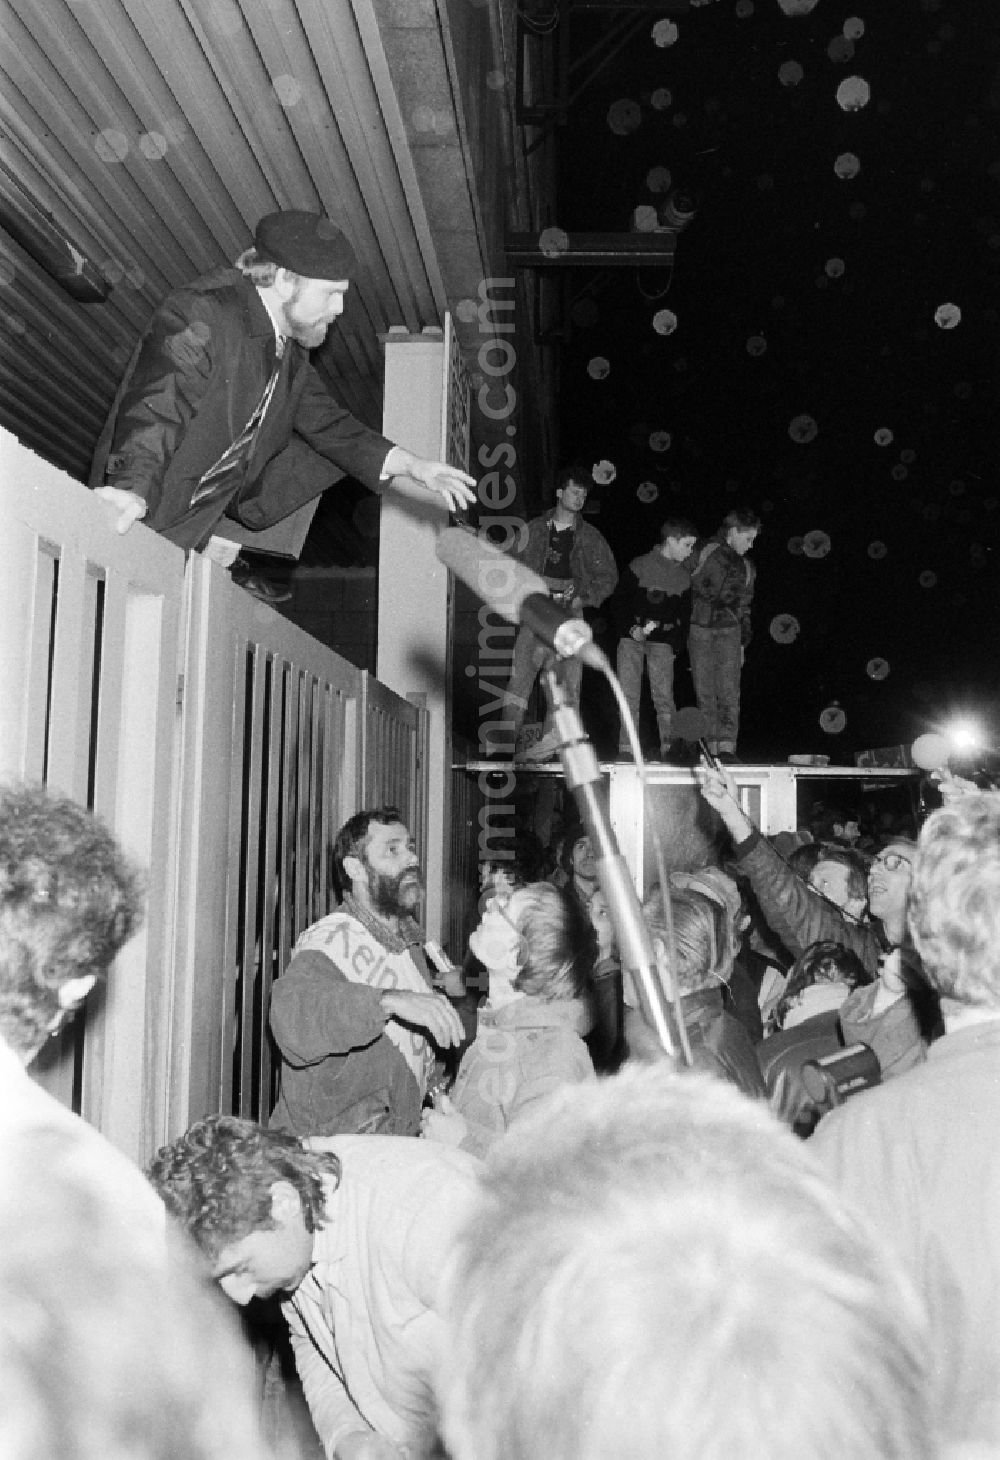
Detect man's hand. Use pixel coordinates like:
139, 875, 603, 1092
93, 485, 148, 534
692, 756, 752, 841
692, 755, 739, 804
384, 448, 477, 513
380, 988, 465, 1048
420, 1092, 469, 1147
438, 966, 466, 999
335, 1432, 406, 1460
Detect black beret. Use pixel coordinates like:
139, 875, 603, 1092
253, 210, 356, 281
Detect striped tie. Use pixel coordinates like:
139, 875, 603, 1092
191, 336, 286, 507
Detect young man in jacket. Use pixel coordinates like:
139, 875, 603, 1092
504, 465, 618, 763
611, 516, 697, 762
688, 507, 760, 761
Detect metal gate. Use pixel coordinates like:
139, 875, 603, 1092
0, 430, 429, 1160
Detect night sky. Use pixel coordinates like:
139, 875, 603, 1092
541, 0, 1000, 762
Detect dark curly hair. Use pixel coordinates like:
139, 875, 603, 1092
554, 463, 594, 496
774, 940, 868, 1029
0, 783, 143, 1058
146, 1116, 340, 1262
331, 805, 405, 899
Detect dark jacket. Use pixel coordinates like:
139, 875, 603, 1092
269, 900, 437, 1138
690, 536, 756, 645
610, 549, 692, 648
269, 948, 423, 1137
734, 828, 882, 977
90, 269, 393, 550
514, 513, 618, 609
683, 987, 767, 1099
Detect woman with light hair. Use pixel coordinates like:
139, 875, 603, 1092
908, 792, 1000, 1012
421, 881, 596, 1156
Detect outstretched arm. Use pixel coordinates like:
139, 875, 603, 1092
381, 446, 477, 514
693, 756, 755, 841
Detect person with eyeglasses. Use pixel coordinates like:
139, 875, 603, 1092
694, 762, 939, 1086
694, 758, 887, 978
835, 837, 940, 1082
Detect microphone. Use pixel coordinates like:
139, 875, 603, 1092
436, 527, 608, 670
542, 676, 688, 1065
436, 527, 688, 1063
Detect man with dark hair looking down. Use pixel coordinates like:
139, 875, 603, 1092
148, 1115, 480, 1460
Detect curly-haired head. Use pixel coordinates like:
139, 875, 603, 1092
554, 463, 594, 498
774, 940, 868, 1029
146, 1116, 340, 1263
331, 806, 405, 900
908, 791, 1000, 1010
0, 783, 143, 1059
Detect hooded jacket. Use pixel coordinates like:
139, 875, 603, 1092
690, 536, 756, 645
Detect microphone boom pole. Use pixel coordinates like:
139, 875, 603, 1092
434, 525, 687, 1064
543, 671, 686, 1064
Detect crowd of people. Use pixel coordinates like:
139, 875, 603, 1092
11, 201, 995, 1460
502, 466, 761, 765
3, 766, 999, 1460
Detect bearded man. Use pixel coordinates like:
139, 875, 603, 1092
269, 807, 464, 1137
90, 210, 474, 600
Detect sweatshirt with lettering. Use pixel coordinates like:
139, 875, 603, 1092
269, 895, 435, 1138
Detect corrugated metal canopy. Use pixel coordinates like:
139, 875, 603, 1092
0, 0, 516, 483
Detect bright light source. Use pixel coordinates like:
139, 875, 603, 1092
946, 720, 981, 752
